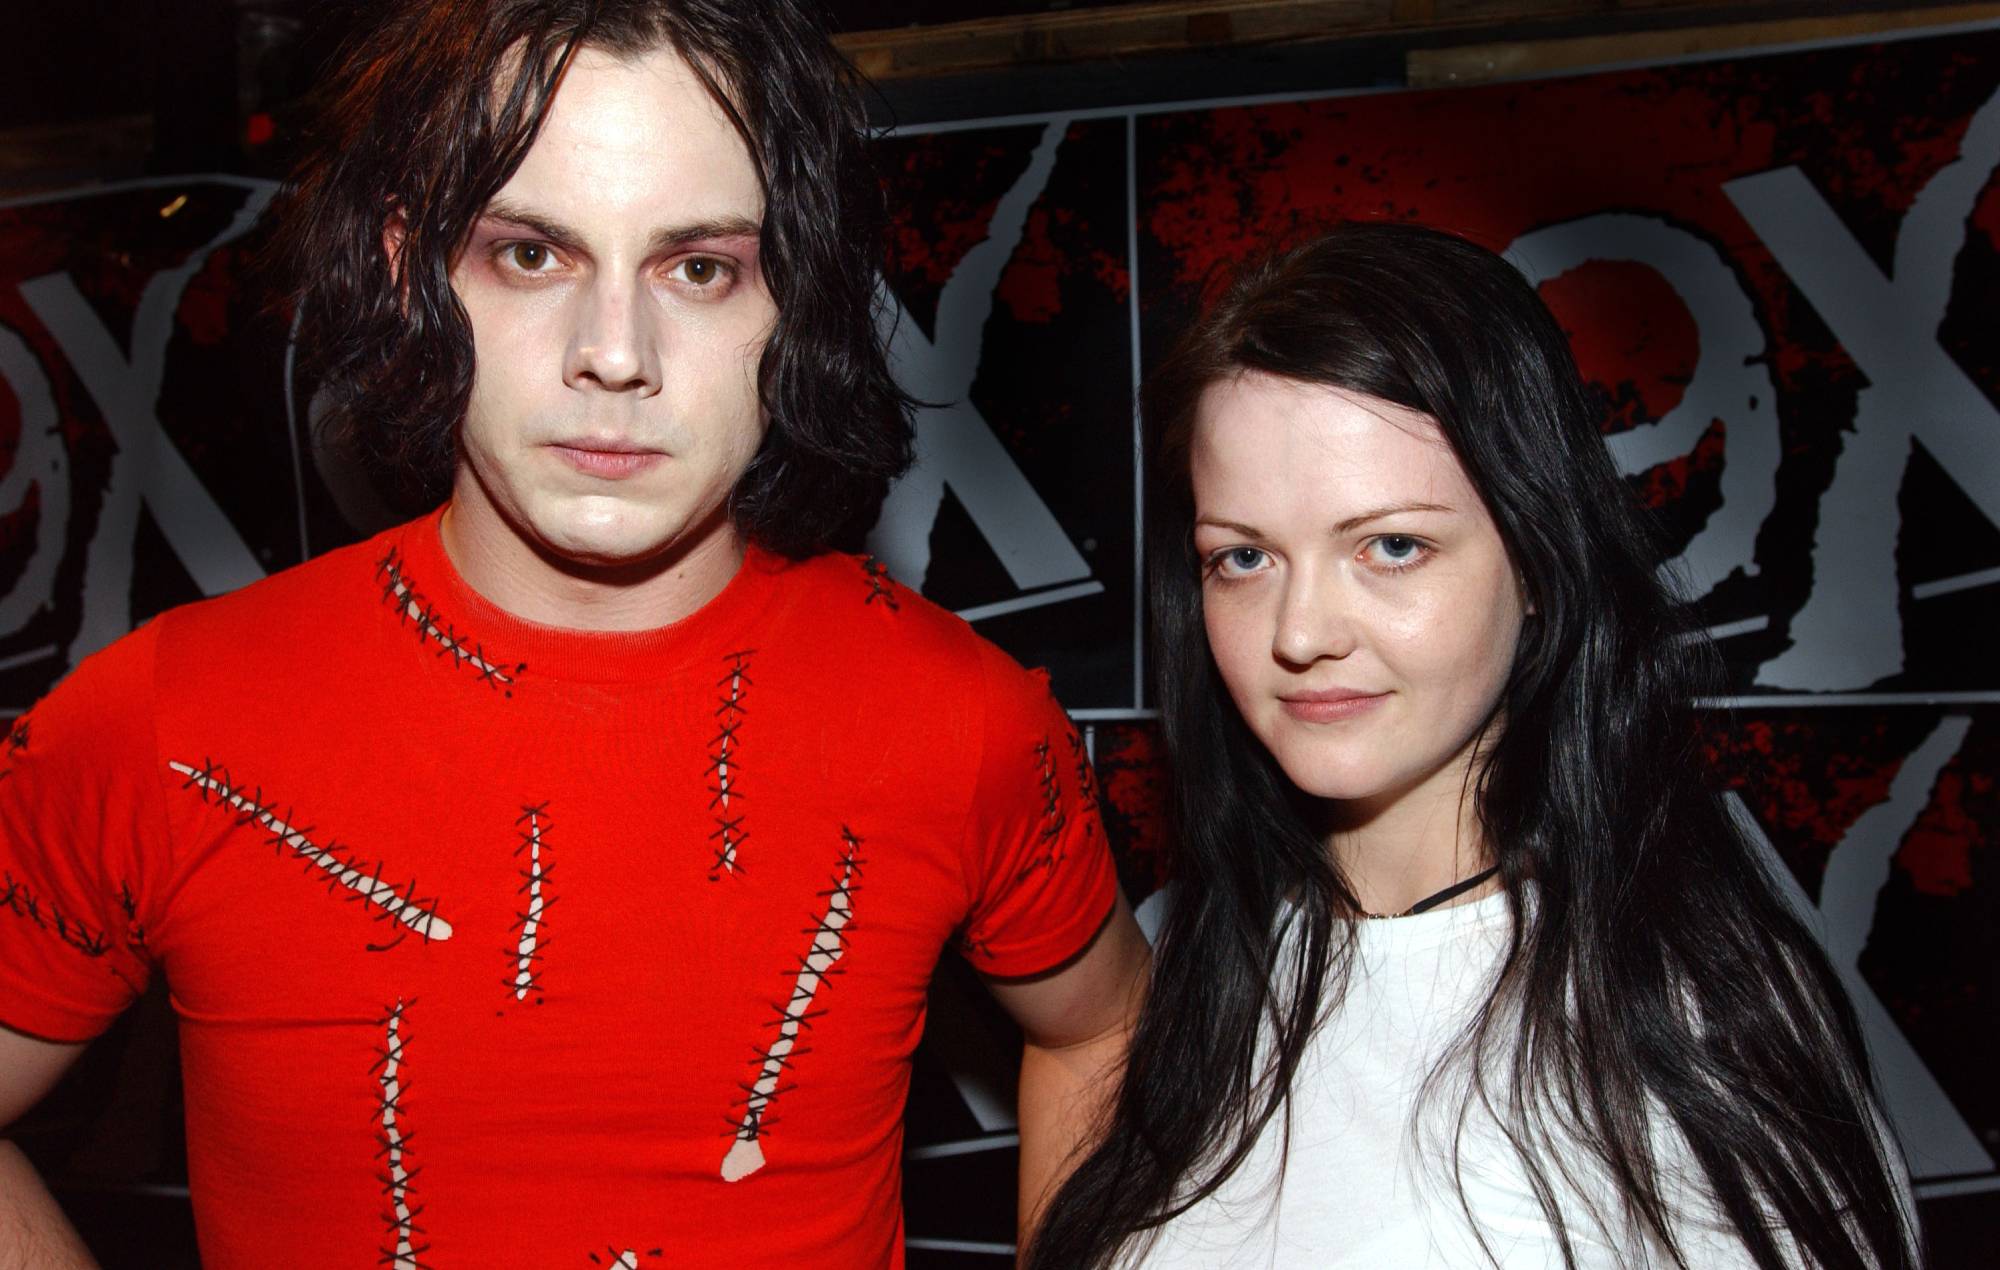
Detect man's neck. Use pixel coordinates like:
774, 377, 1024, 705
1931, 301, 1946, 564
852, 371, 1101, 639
438, 500, 746, 634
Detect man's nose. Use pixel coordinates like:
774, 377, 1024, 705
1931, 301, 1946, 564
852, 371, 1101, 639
564, 278, 661, 395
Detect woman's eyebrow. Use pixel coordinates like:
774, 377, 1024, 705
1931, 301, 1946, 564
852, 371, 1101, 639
1333, 501, 1456, 533
1193, 517, 1267, 540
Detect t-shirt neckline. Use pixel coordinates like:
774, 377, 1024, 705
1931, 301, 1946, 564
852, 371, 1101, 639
1354, 887, 1512, 954
1272, 886, 1513, 957
386, 507, 790, 683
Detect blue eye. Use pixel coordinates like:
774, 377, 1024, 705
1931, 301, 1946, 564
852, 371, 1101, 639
1207, 546, 1269, 579
1365, 535, 1428, 570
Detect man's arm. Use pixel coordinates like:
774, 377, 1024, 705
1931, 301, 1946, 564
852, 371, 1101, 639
0, 1026, 95, 1269
985, 890, 1150, 1255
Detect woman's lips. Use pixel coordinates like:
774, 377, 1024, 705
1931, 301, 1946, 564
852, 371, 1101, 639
550, 443, 664, 479
1278, 690, 1388, 723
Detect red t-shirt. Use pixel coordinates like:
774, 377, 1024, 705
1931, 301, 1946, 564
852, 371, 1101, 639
0, 511, 1115, 1269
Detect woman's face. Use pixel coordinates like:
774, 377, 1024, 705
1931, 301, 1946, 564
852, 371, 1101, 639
1189, 371, 1527, 815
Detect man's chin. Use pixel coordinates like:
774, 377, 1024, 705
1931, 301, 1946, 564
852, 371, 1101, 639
527, 514, 728, 579
535, 530, 676, 574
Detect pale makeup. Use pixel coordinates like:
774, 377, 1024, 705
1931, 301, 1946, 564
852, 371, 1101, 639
416, 45, 778, 631
1189, 372, 1526, 912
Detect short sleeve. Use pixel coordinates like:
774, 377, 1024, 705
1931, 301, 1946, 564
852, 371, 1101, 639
955, 642, 1118, 979
0, 623, 166, 1042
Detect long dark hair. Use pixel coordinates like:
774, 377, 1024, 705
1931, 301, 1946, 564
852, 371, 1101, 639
271, 0, 912, 555
1029, 222, 1917, 1269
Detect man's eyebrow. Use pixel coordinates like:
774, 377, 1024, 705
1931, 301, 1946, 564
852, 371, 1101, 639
478, 200, 585, 251
475, 201, 760, 258
1333, 501, 1457, 533
645, 215, 761, 257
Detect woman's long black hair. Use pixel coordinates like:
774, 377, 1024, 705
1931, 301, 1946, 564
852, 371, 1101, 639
271, 0, 912, 555
1028, 222, 1918, 1269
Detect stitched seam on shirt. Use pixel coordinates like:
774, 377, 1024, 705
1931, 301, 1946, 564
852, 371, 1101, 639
166, 758, 453, 948
859, 555, 900, 610
372, 998, 432, 1270
507, 802, 553, 1001
375, 545, 525, 694
589, 1247, 664, 1267
1016, 733, 1068, 884
719, 828, 865, 1180
707, 650, 755, 879
0, 871, 110, 958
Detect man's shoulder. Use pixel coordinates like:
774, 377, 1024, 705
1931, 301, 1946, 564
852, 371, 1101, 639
768, 549, 1000, 678
160, 520, 409, 634
768, 550, 1071, 736
135, 518, 415, 678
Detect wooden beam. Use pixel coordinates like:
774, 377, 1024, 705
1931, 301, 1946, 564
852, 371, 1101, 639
831, 0, 1922, 80
1408, 2, 2000, 86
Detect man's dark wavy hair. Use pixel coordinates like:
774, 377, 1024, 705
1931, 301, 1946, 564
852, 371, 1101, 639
272, 0, 913, 557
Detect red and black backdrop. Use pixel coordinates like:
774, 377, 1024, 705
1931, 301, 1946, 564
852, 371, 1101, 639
3, 17, 1996, 1267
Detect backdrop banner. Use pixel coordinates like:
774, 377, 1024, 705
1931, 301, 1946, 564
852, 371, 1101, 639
874, 23, 2000, 1258
1, 19, 1995, 1267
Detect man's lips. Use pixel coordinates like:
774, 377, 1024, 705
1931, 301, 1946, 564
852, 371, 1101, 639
1278, 688, 1388, 722
548, 440, 664, 478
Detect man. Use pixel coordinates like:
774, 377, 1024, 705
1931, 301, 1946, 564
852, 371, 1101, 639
0, 2, 1147, 1265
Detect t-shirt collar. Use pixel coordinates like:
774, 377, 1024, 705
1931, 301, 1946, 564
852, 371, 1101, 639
386, 506, 789, 683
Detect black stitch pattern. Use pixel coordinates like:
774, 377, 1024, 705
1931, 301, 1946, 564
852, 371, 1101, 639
1016, 736, 1067, 882
372, 999, 432, 1270
0, 870, 110, 958
0, 714, 28, 780
507, 803, 554, 1002
167, 758, 452, 948
1065, 724, 1101, 819
116, 880, 149, 959
376, 547, 525, 695
859, 555, 899, 610
720, 828, 865, 1182
707, 651, 754, 879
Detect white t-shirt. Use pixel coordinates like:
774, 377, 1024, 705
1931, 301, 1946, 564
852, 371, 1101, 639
1131, 890, 1764, 1269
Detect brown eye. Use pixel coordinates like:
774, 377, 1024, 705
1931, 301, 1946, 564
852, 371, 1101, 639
508, 243, 549, 270
683, 257, 717, 285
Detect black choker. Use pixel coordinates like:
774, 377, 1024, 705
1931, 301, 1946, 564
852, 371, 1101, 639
1364, 865, 1500, 920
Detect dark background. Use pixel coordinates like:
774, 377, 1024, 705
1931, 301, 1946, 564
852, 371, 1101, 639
4, 1, 1998, 1266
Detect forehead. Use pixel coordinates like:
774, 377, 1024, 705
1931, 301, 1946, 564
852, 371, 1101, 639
1190, 372, 1472, 512
495, 44, 761, 231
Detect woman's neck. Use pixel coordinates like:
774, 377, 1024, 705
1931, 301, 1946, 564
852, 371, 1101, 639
1325, 740, 1497, 917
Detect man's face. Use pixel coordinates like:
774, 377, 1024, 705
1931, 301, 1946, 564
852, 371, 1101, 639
445, 45, 775, 575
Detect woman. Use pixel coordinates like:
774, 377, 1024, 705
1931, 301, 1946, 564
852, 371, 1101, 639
1027, 223, 1917, 1269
